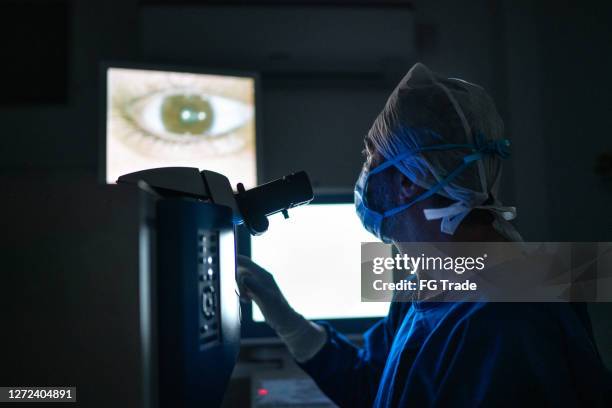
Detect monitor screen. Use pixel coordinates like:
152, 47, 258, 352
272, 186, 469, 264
105, 66, 257, 187
250, 203, 390, 322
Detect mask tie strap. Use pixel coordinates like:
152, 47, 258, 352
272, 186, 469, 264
420, 140, 512, 234
371, 140, 476, 176
382, 152, 480, 218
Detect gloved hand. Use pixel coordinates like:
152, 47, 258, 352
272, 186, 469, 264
237, 255, 327, 362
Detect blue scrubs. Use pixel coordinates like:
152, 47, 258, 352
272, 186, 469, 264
298, 302, 611, 407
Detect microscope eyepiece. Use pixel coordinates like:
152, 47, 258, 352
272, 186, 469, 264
234, 171, 314, 235
117, 167, 314, 235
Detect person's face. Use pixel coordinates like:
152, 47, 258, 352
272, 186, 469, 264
359, 138, 403, 240
359, 137, 432, 243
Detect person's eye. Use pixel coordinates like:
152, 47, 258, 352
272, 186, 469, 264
125, 90, 252, 144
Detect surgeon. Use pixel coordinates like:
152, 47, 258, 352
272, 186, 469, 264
237, 63, 611, 407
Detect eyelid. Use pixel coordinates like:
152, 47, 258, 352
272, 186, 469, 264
125, 88, 252, 144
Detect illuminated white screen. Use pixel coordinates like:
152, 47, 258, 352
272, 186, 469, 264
251, 203, 390, 321
106, 67, 256, 187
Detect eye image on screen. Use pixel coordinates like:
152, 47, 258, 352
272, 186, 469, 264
106, 67, 256, 187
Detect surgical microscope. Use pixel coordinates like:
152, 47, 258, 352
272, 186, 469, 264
117, 167, 313, 408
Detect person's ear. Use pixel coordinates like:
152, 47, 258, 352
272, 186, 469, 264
397, 171, 425, 203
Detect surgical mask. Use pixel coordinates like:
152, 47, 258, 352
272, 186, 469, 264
354, 135, 511, 242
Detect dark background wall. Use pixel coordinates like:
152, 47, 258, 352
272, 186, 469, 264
1, 1, 611, 407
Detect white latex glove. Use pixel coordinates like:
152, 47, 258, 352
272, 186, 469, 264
237, 255, 327, 362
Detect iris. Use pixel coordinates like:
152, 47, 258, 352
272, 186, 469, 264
161, 94, 214, 135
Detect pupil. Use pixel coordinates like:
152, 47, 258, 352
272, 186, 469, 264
161, 94, 214, 135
